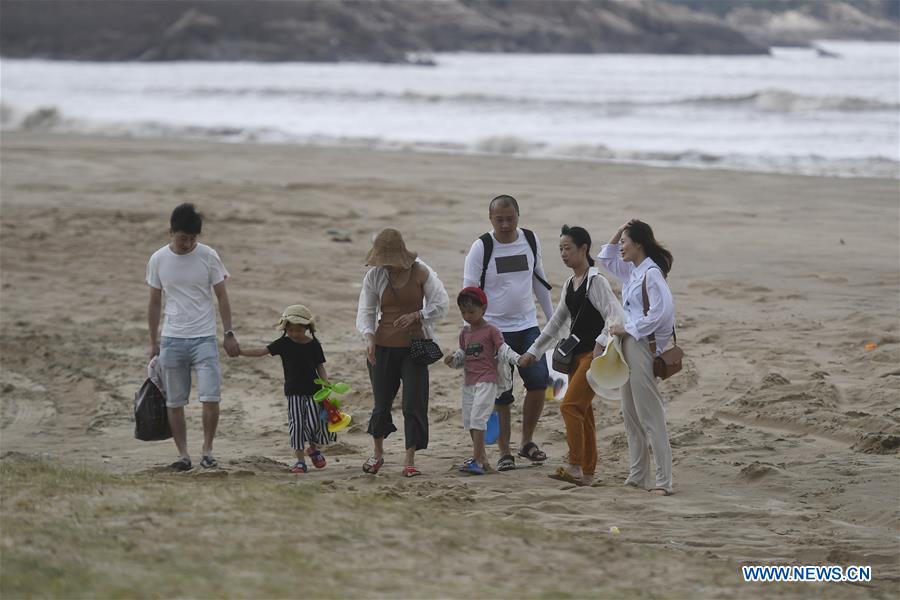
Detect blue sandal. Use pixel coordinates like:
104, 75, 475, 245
459, 461, 485, 475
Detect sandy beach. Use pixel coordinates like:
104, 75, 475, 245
1, 131, 898, 598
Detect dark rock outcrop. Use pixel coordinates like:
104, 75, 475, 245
671, 0, 899, 47
1, 0, 770, 62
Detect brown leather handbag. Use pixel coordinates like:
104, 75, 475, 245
642, 272, 683, 380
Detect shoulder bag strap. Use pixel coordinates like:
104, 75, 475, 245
641, 268, 676, 353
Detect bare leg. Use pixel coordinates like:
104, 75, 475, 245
201, 401, 219, 457
520, 388, 545, 449
294, 449, 304, 461
471, 429, 487, 466
404, 447, 415, 467
167, 406, 189, 460
567, 464, 584, 479
496, 403, 512, 457
373, 437, 384, 460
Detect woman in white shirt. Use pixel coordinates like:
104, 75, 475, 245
356, 229, 449, 478
519, 225, 624, 486
599, 220, 675, 496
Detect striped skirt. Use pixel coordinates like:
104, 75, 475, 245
287, 395, 337, 450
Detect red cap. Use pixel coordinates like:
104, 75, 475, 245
458, 286, 488, 307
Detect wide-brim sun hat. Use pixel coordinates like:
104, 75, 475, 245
587, 336, 629, 399
365, 228, 417, 269
276, 304, 314, 330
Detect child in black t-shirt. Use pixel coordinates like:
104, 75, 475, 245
239, 304, 336, 473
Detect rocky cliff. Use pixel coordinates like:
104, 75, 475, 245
0, 0, 896, 63
0, 0, 768, 62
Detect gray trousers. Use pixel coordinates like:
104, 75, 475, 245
620, 335, 673, 493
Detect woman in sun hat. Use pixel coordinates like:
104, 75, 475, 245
356, 228, 449, 477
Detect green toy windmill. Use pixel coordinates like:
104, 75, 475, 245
313, 378, 352, 433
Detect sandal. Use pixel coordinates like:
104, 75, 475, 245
290, 460, 308, 474
459, 461, 485, 475
308, 450, 327, 469
548, 466, 589, 487
199, 455, 218, 469
497, 454, 516, 472
362, 455, 384, 474
401, 465, 422, 478
518, 441, 547, 462
649, 487, 673, 496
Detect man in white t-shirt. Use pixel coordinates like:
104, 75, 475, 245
463, 195, 554, 471
147, 203, 240, 471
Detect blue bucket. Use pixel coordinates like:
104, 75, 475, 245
484, 410, 500, 445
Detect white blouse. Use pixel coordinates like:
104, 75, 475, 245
525, 268, 625, 359
598, 244, 676, 355
355, 259, 450, 342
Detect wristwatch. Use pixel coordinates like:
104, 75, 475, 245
224, 330, 235, 337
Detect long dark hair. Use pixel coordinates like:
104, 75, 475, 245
624, 220, 672, 276
560, 224, 594, 267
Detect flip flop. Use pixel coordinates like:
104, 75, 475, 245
649, 487, 673, 496
362, 455, 384, 474
518, 441, 547, 462
548, 466, 589, 487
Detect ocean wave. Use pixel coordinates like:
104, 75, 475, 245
673, 89, 899, 113
149, 84, 898, 114
2, 105, 895, 179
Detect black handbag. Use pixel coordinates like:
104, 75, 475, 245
409, 338, 443, 365
551, 276, 591, 374
134, 378, 172, 441
551, 342, 575, 374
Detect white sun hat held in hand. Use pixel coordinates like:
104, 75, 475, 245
587, 336, 629, 400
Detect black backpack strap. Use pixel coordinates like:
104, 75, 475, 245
522, 228, 552, 291
478, 232, 493, 290
480, 229, 553, 291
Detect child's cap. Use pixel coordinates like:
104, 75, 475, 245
458, 286, 488, 307
276, 304, 314, 330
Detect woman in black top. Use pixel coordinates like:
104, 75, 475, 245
239, 304, 336, 473
519, 226, 624, 486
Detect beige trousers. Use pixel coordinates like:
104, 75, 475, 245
620, 335, 673, 493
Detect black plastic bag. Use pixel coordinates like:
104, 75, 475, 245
134, 378, 172, 441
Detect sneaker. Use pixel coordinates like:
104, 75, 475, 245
200, 455, 218, 469
290, 460, 308, 474
169, 458, 192, 472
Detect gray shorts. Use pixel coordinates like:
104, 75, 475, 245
159, 335, 221, 408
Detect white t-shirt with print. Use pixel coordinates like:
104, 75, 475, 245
146, 243, 228, 338
463, 229, 553, 332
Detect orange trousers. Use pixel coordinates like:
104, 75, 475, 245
559, 351, 597, 476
